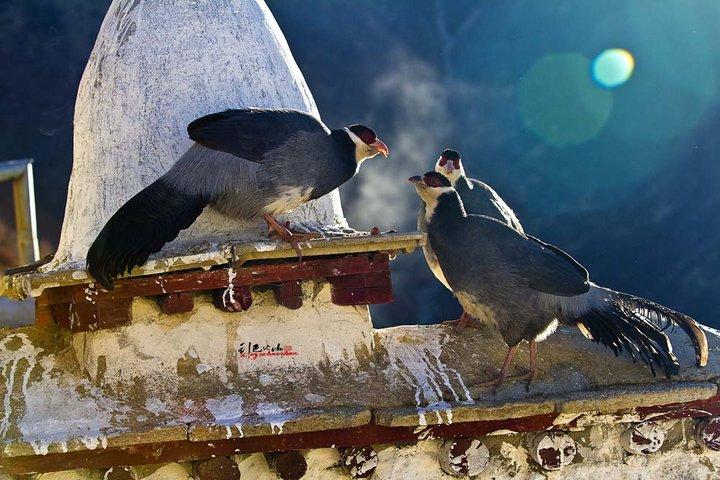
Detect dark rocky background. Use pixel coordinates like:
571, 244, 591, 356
1, 0, 718, 328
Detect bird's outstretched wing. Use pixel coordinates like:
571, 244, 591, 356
464, 215, 589, 296
86, 179, 210, 289
187, 108, 329, 163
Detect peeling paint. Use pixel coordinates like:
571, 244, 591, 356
0, 333, 42, 439
205, 394, 244, 438
255, 402, 295, 434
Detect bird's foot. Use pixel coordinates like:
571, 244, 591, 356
441, 312, 479, 332
514, 368, 537, 393
480, 368, 535, 393
282, 221, 324, 239
264, 215, 322, 260
477, 371, 511, 394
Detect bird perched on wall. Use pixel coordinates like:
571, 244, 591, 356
410, 171, 708, 388
418, 149, 523, 329
87, 108, 389, 289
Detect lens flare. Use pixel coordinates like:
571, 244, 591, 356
518, 53, 613, 146
592, 48, 635, 88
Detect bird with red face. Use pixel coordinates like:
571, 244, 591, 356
418, 149, 523, 329
87, 108, 389, 289
411, 170, 708, 389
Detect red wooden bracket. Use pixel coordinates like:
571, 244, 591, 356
329, 271, 392, 306
159, 292, 194, 314
273, 281, 303, 310
212, 285, 253, 312
35, 253, 393, 332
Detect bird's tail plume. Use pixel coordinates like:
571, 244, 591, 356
86, 178, 209, 290
570, 286, 708, 378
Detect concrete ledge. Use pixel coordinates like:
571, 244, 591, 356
188, 407, 371, 441
374, 399, 556, 427
1, 322, 718, 472
557, 381, 718, 414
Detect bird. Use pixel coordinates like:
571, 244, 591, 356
418, 149, 523, 330
87, 108, 389, 289
409, 171, 708, 389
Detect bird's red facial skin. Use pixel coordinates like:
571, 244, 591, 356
438, 154, 461, 174
423, 174, 446, 188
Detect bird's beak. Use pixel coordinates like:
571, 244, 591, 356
444, 162, 455, 173
408, 175, 424, 185
371, 139, 389, 158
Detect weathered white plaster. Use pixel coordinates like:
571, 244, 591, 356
381, 326, 474, 426
48, 0, 344, 273
18, 356, 117, 456
74, 284, 372, 386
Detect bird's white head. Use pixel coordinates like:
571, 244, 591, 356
344, 125, 389, 165
434, 149, 465, 185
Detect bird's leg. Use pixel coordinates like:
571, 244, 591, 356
479, 345, 518, 392
515, 340, 538, 392
263, 214, 320, 259
442, 311, 479, 332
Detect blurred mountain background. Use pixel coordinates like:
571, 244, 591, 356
1, 0, 719, 328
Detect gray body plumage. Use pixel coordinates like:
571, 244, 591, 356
87, 109, 359, 288
418, 174, 522, 290
425, 188, 708, 377
165, 129, 353, 219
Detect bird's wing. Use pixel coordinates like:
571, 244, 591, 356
468, 179, 524, 233
466, 215, 590, 296
87, 179, 210, 289
187, 108, 329, 163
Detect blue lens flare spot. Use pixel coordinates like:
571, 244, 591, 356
592, 48, 635, 88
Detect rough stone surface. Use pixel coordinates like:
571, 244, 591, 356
47, 0, 344, 274
1, 323, 718, 460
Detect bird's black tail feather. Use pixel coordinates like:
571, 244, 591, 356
573, 287, 709, 378
86, 178, 209, 289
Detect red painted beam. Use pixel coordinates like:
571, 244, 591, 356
0, 414, 555, 475
35, 253, 392, 332
2, 395, 719, 476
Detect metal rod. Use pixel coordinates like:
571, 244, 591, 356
1, 159, 40, 265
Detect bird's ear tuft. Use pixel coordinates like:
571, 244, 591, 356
347, 124, 377, 145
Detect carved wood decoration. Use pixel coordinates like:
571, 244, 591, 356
34, 253, 392, 332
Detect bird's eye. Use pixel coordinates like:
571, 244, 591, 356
453, 160, 461, 169
438, 158, 447, 166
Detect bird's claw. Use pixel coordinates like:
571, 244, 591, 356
442, 313, 480, 332
264, 215, 322, 260
479, 369, 535, 394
